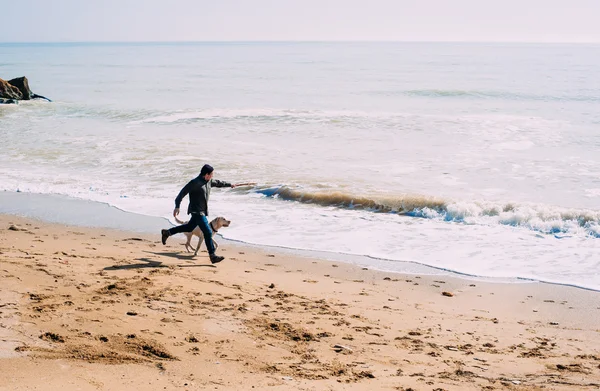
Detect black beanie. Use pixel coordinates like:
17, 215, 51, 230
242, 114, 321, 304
200, 164, 214, 176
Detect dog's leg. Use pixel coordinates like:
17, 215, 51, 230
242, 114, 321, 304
194, 234, 203, 256
184, 234, 193, 253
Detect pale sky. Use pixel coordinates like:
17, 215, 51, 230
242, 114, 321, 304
2, 0, 600, 43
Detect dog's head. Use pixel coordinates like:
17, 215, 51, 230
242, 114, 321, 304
211, 216, 231, 231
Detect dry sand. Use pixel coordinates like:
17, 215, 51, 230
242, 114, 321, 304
1, 214, 599, 390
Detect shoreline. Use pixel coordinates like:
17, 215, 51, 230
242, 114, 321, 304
1, 190, 595, 292
1, 213, 600, 390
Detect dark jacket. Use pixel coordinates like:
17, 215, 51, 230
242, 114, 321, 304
175, 176, 232, 216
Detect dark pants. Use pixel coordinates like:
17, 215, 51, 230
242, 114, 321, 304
168, 214, 215, 254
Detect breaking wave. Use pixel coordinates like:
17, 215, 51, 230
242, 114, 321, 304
396, 89, 600, 102
254, 186, 600, 238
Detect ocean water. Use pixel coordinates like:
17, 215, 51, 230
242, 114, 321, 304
1, 42, 599, 289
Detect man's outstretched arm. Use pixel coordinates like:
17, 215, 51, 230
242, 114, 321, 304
211, 179, 256, 189
211, 179, 232, 188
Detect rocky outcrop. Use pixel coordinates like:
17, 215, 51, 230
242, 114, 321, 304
0, 78, 23, 100
0, 76, 51, 103
7, 77, 33, 100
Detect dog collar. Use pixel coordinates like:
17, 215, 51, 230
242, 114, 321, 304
210, 221, 218, 233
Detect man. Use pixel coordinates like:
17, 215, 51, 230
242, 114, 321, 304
161, 164, 245, 264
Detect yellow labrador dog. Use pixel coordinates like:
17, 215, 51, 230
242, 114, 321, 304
174, 216, 231, 256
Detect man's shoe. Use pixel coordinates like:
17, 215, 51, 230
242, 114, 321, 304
210, 254, 225, 264
161, 229, 169, 245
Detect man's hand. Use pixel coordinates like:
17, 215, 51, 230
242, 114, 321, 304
232, 182, 257, 189
173, 208, 180, 218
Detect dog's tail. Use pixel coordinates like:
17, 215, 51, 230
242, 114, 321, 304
174, 216, 188, 225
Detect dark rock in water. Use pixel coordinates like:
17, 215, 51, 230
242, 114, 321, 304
0, 97, 18, 104
0, 78, 23, 100
7, 76, 33, 100
0, 76, 51, 102
31, 93, 52, 102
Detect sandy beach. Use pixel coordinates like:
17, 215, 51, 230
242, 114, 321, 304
1, 213, 599, 391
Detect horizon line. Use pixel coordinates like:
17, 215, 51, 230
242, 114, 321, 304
1, 39, 600, 45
